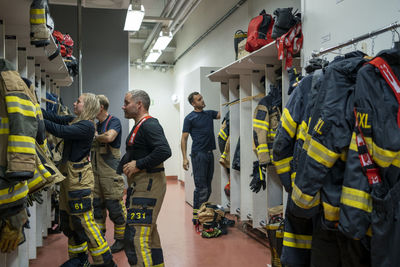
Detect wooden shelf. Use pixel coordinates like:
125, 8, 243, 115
207, 41, 280, 82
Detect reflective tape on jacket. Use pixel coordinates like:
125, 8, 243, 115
322, 201, 340, 222
340, 186, 372, 213
291, 183, 320, 210
283, 232, 312, 249
273, 156, 292, 174
281, 108, 297, 138
0, 181, 28, 205
253, 118, 270, 131
0, 117, 9, 134
7, 135, 36, 154
5, 95, 36, 117
306, 138, 340, 168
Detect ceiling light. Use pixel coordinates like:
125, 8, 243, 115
124, 0, 145, 32
145, 50, 162, 63
153, 31, 173, 51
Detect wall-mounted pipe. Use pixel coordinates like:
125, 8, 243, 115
173, 0, 247, 64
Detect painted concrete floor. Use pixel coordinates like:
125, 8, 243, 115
29, 179, 271, 267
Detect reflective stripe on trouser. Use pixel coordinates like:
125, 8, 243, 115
125, 171, 166, 267
310, 215, 370, 267
59, 159, 113, 265
371, 180, 400, 267
93, 146, 127, 239
281, 199, 313, 266
191, 151, 214, 210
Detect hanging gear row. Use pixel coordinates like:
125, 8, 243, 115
272, 46, 400, 267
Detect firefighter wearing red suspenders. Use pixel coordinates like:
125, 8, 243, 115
119, 90, 171, 267
92, 95, 127, 254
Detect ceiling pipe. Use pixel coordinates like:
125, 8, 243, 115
169, 0, 199, 33
171, 0, 201, 35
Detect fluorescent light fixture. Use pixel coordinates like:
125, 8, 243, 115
124, 1, 145, 32
145, 50, 162, 63
153, 31, 173, 51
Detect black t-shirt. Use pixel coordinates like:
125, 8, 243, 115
182, 110, 218, 152
123, 117, 171, 170
96, 114, 122, 148
42, 109, 94, 162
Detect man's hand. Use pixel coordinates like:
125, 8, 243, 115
183, 158, 189, 171
123, 160, 140, 178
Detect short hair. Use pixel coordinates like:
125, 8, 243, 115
188, 91, 200, 105
127, 90, 150, 111
97, 94, 109, 111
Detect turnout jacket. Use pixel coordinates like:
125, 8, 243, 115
291, 52, 367, 228
253, 85, 282, 166
339, 49, 400, 239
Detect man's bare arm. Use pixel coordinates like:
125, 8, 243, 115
181, 132, 190, 170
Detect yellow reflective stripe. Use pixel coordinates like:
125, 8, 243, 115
253, 123, 269, 132
89, 241, 109, 256
322, 202, 340, 222
257, 144, 269, 154
68, 242, 88, 253
281, 108, 297, 138
153, 264, 165, 267
220, 152, 227, 159
6, 96, 36, 117
30, 8, 45, 14
140, 226, 152, 266
258, 166, 264, 181
307, 138, 339, 168
273, 157, 292, 174
38, 164, 51, 178
28, 169, 44, 189
218, 129, 228, 140
0, 181, 29, 205
276, 230, 284, 238
83, 211, 105, 245
283, 232, 312, 249
253, 118, 270, 127
8, 135, 36, 154
296, 121, 307, 141
340, 186, 372, 213
121, 199, 127, 219
30, 18, 46, 24
291, 183, 320, 209
0, 117, 9, 134
35, 103, 42, 114
291, 172, 296, 187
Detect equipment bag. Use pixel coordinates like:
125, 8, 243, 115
245, 10, 275, 53
198, 202, 226, 238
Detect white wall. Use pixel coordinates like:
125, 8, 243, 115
129, 68, 180, 177
302, 0, 400, 63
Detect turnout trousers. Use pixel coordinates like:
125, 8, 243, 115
191, 150, 214, 221
124, 170, 166, 267
92, 146, 127, 240
59, 159, 113, 265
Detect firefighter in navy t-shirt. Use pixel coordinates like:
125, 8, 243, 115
181, 92, 220, 225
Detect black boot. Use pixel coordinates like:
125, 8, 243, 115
110, 239, 124, 254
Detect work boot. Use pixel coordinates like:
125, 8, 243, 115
110, 239, 124, 254
192, 218, 198, 226
90, 260, 117, 267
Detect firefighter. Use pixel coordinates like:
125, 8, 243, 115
42, 93, 115, 267
119, 90, 171, 267
92, 94, 127, 254
181, 92, 220, 225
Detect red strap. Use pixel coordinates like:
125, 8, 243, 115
103, 115, 113, 133
353, 109, 381, 185
368, 57, 400, 128
128, 116, 152, 145
276, 23, 303, 70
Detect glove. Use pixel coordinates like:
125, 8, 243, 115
249, 161, 266, 193
27, 191, 44, 206
0, 208, 28, 253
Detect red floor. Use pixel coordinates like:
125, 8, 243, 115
30, 179, 271, 267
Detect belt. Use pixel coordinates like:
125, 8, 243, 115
146, 167, 164, 173
72, 161, 90, 169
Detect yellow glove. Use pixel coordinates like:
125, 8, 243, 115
0, 209, 27, 253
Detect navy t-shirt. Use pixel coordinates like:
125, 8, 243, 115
182, 110, 218, 152
97, 114, 122, 148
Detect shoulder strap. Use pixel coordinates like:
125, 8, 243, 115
368, 57, 400, 128
104, 115, 113, 132
353, 108, 381, 185
128, 115, 152, 145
